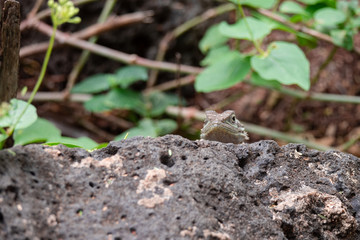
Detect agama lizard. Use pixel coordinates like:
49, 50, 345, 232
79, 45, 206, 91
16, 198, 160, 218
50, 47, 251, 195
200, 110, 248, 144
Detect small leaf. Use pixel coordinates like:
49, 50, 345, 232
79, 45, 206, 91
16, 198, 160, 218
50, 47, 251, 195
251, 41, 310, 91
72, 74, 114, 93
200, 45, 232, 66
297, 0, 326, 4
115, 119, 157, 140
314, 8, 346, 27
250, 72, 281, 89
0, 99, 37, 130
105, 88, 145, 114
219, 18, 273, 41
199, 23, 228, 53
114, 66, 148, 88
330, 29, 353, 50
155, 119, 177, 136
280, 1, 308, 15
84, 94, 113, 112
14, 118, 61, 145
47, 136, 98, 150
146, 92, 183, 117
229, 0, 276, 9
195, 51, 251, 92
0, 133, 8, 143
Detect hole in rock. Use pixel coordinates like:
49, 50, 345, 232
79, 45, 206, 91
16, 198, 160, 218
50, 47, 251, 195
89, 182, 95, 188
160, 153, 175, 167
181, 155, 187, 160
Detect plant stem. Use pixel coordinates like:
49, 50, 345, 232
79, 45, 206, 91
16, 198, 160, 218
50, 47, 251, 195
237, 3, 265, 55
9, 23, 57, 136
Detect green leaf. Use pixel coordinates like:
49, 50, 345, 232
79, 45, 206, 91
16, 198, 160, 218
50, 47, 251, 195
0, 99, 37, 130
115, 118, 157, 140
114, 66, 148, 88
155, 119, 177, 136
84, 94, 113, 112
229, 0, 276, 9
145, 92, 183, 117
47, 136, 98, 150
297, 0, 326, 4
14, 118, 61, 145
0, 133, 8, 143
250, 72, 281, 88
251, 41, 310, 91
200, 45, 232, 66
330, 29, 353, 50
280, 1, 308, 15
219, 18, 273, 41
199, 23, 228, 53
195, 51, 251, 92
72, 74, 114, 93
105, 88, 144, 114
314, 8, 346, 27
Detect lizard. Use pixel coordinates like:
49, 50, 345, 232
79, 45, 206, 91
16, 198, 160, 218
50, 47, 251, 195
200, 110, 249, 144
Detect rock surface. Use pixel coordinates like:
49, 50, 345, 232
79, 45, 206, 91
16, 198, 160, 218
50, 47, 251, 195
0, 135, 359, 239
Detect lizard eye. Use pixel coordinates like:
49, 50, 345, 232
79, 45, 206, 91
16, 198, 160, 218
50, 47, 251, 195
231, 115, 236, 123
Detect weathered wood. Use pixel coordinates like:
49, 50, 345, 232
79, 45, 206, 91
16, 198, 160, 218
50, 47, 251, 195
0, 0, 20, 102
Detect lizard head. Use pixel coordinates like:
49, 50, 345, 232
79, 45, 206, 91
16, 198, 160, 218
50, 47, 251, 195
201, 110, 249, 144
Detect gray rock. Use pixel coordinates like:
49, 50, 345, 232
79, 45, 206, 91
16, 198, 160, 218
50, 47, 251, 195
0, 135, 359, 239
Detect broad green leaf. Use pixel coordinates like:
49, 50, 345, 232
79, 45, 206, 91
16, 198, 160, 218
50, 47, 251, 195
330, 29, 353, 50
155, 119, 177, 136
84, 94, 113, 112
145, 92, 183, 117
47, 136, 98, 150
195, 51, 251, 92
229, 0, 276, 9
200, 45, 232, 66
219, 18, 273, 41
115, 118, 157, 140
14, 118, 61, 145
199, 23, 228, 53
297, 0, 326, 4
0, 99, 37, 130
251, 41, 310, 91
114, 66, 148, 88
72, 74, 114, 93
250, 72, 281, 89
105, 88, 144, 114
314, 8, 346, 27
280, 1, 308, 15
0, 133, 8, 142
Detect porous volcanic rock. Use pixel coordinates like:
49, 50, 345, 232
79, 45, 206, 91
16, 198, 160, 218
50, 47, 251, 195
0, 135, 359, 239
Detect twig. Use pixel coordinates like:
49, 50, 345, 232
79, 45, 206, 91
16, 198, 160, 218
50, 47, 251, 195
27, 0, 44, 19
32, 20, 203, 74
64, 0, 117, 99
144, 75, 195, 94
20, 11, 154, 58
147, 3, 235, 88
18, 92, 92, 102
166, 106, 333, 151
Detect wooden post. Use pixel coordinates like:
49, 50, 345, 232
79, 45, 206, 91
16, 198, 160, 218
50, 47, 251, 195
0, 0, 20, 103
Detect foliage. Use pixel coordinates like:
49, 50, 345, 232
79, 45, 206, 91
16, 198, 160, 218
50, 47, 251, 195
196, 0, 360, 92
0, 0, 86, 149
72, 66, 181, 140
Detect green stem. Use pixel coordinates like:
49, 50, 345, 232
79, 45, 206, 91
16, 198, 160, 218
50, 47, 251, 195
237, 3, 265, 55
8, 23, 58, 136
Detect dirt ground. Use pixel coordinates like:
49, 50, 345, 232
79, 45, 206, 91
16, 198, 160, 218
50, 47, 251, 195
19, 1, 360, 156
